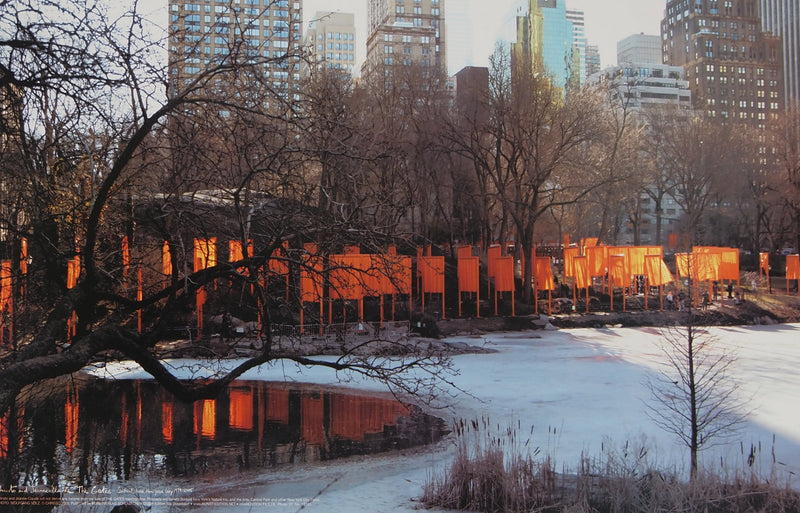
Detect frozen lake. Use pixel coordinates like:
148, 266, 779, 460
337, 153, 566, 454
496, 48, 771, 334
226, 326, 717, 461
78, 323, 800, 512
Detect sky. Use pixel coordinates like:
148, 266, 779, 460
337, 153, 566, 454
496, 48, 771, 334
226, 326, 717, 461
303, 0, 667, 76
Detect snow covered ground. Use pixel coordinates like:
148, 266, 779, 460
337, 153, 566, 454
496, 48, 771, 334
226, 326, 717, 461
89, 323, 800, 512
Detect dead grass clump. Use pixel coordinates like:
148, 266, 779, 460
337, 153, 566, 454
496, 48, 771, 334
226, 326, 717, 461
423, 420, 800, 513
422, 417, 562, 512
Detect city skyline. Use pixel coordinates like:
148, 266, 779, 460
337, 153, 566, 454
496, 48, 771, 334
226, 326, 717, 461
139, 0, 668, 76
304, 0, 666, 75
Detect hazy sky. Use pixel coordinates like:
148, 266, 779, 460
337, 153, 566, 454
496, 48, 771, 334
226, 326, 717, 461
303, 0, 667, 74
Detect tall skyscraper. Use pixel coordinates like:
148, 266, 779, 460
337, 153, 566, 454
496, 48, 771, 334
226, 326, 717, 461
167, 0, 303, 102
305, 12, 357, 75
759, 0, 799, 108
662, 0, 783, 127
454, 66, 490, 125
511, 0, 544, 77
511, 0, 581, 90
363, 0, 446, 83
595, 32, 691, 110
588, 63, 691, 111
585, 44, 601, 77
618, 33, 662, 65
566, 8, 587, 86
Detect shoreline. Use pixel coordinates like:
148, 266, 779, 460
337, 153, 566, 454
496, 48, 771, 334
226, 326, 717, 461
436, 291, 800, 336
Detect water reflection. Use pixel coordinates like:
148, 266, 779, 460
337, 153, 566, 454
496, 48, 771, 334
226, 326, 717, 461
0, 377, 446, 489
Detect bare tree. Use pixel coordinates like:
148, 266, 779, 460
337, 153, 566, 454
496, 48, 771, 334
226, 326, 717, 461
650, 110, 744, 246
299, 67, 369, 217
711, 123, 778, 252
646, 259, 748, 479
769, 104, 800, 253
584, 73, 648, 245
0, 0, 458, 449
444, 45, 621, 302
639, 106, 685, 246
350, 63, 455, 242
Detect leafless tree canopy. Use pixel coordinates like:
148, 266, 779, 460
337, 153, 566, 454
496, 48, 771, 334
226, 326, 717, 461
0, 0, 462, 424
441, 45, 642, 301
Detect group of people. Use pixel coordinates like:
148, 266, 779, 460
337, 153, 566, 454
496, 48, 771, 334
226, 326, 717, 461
665, 281, 745, 311
665, 289, 684, 310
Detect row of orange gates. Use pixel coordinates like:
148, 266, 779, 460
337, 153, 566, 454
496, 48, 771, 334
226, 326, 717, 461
188, 240, 800, 327
472, 244, 797, 316
558, 245, 780, 314
1, 238, 799, 344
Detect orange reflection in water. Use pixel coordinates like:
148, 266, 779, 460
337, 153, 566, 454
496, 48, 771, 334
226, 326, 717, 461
257, 389, 266, 450
65, 381, 79, 453
162, 400, 174, 444
193, 400, 216, 441
266, 388, 289, 423
120, 393, 128, 449
0, 412, 7, 458
328, 394, 407, 441
301, 392, 324, 445
229, 387, 254, 431
0, 407, 25, 458
136, 381, 143, 450
6, 380, 425, 466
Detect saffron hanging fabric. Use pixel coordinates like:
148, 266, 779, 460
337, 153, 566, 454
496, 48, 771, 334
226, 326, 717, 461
586, 246, 607, 278
487, 244, 502, 281
787, 254, 800, 280
420, 256, 445, 294
760, 252, 769, 273
458, 256, 480, 293
493, 256, 515, 292
609, 254, 628, 286
644, 254, 674, 287
300, 243, 323, 303
330, 254, 363, 301
563, 247, 580, 278
534, 257, 555, 291
573, 256, 591, 289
